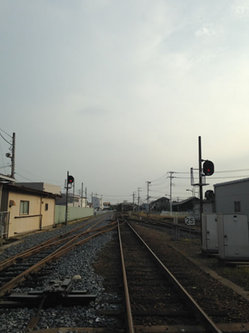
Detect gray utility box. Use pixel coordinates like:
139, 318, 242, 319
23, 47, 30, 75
202, 214, 218, 253
218, 214, 249, 260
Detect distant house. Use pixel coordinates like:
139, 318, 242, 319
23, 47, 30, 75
56, 193, 88, 208
173, 197, 200, 219
116, 202, 134, 212
103, 202, 111, 210
150, 197, 170, 212
0, 182, 58, 238
92, 196, 103, 210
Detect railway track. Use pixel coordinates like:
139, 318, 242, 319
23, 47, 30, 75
128, 214, 201, 238
118, 221, 221, 333
1, 214, 249, 332
0, 217, 97, 271
0, 216, 117, 298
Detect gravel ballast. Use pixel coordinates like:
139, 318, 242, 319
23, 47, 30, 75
0, 213, 121, 332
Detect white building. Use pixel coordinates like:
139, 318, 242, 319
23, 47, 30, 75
92, 196, 103, 210
56, 193, 88, 208
214, 178, 249, 219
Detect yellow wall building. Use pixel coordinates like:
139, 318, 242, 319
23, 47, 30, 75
0, 183, 57, 238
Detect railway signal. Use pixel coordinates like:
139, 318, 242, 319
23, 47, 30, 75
197, 136, 215, 244
67, 175, 74, 184
203, 160, 214, 176
65, 171, 74, 225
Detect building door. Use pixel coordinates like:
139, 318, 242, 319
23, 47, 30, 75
0, 211, 10, 239
223, 215, 248, 258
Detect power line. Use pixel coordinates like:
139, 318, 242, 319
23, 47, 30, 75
174, 176, 190, 179
175, 175, 249, 180
15, 172, 34, 182
0, 128, 12, 138
171, 168, 249, 175
150, 191, 167, 195
209, 175, 249, 179
173, 171, 189, 174
17, 166, 62, 184
0, 165, 11, 169
150, 182, 168, 188
215, 168, 249, 173
150, 173, 167, 182
190, 168, 249, 174
0, 132, 11, 145
102, 194, 131, 198
150, 179, 167, 187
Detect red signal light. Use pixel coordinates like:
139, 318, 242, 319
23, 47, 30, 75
203, 160, 214, 176
67, 175, 74, 184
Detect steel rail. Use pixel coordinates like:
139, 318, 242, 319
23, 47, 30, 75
22, 224, 119, 332
0, 234, 80, 272
48, 222, 118, 260
43, 221, 103, 256
129, 216, 200, 236
0, 222, 117, 297
127, 222, 222, 333
25, 294, 47, 332
117, 221, 135, 333
0, 218, 102, 272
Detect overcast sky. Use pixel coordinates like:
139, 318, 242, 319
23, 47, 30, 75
1, 0, 249, 204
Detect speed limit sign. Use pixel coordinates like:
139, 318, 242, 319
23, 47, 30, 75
185, 216, 195, 226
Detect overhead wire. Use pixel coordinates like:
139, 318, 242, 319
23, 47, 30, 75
0, 137, 9, 175
0, 128, 12, 138
15, 172, 34, 182
171, 171, 189, 174
149, 173, 167, 183
0, 165, 11, 169
0, 132, 12, 145
17, 166, 62, 185
215, 168, 249, 173
174, 175, 249, 180
132, 167, 249, 206
206, 175, 249, 179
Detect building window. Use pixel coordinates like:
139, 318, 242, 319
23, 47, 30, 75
45, 203, 49, 211
234, 201, 241, 213
20, 201, 29, 215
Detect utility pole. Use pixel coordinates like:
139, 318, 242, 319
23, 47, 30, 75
137, 187, 141, 211
198, 136, 203, 240
65, 171, 69, 225
168, 171, 175, 214
11, 133, 15, 179
132, 192, 136, 211
146, 181, 151, 213
4, 132, 15, 179
81, 182, 83, 207
73, 181, 75, 207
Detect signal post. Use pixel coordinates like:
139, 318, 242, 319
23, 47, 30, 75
198, 136, 214, 242
65, 171, 74, 225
